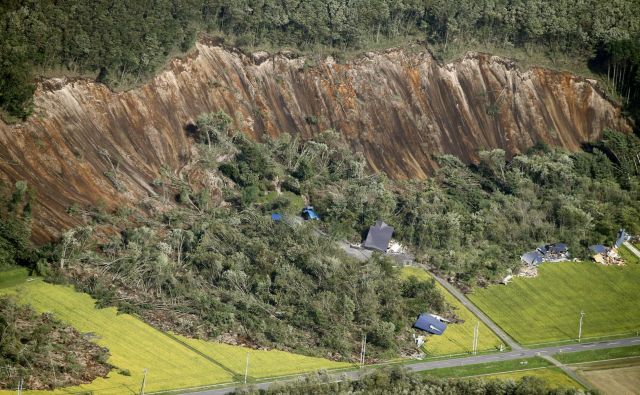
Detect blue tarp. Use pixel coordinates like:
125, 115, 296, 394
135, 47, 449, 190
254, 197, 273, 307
589, 245, 608, 254
302, 206, 319, 220
271, 213, 283, 221
413, 313, 447, 335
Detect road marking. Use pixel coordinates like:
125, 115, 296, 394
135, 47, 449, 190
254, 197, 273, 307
632, 339, 640, 343
610, 342, 620, 345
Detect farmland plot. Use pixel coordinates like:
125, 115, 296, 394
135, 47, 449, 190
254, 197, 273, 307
469, 260, 640, 345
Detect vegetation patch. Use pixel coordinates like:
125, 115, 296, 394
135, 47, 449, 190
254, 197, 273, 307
228, 366, 584, 394
0, 296, 110, 391
554, 345, 640, 364
421, 357, 551, 378
400, 267, 502, 356
483, 368, 583, 390
469, 262, 640, 345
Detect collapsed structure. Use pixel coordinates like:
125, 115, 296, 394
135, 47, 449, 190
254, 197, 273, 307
520, 243, 570, 267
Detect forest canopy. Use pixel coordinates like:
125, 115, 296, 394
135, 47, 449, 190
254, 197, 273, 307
1, 0, 639, 121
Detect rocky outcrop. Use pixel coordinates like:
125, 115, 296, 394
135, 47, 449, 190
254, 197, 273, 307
0, 39, 631, 241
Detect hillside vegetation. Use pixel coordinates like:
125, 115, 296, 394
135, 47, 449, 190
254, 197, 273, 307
1, 1, 639, 122
2, 112, 626, 361
0, 109, 623, 353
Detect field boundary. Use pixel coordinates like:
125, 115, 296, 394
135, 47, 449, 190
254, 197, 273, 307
525, 332, 640, 349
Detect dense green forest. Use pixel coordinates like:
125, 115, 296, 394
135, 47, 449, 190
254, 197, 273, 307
0, 296, 111, 390
1, 1, 639, 121
231, 367, 592, 394
8, 112, 632, 360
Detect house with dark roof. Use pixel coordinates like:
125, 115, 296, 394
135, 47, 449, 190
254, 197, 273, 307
363, 220, 394, 252
413, 313, 447, 335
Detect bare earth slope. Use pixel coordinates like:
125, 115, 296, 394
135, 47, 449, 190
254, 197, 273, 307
0, 38, 631, 241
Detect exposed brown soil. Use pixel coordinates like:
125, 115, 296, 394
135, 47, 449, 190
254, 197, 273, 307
0, 39, 631, 242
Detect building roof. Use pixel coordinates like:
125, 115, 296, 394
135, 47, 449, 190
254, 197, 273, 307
413, 313, 447, 335
615, 229, 629, 248
363, 220, 394, 252
271, 213, 282, 221
589, 244, 608, 254
543, 243, 568, 254
302, 206, 319, 220
521, 251, 544, 266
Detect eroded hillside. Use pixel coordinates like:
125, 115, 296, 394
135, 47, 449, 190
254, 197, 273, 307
0, 38, 631, 241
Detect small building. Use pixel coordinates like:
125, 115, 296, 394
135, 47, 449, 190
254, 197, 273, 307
271, 213, 283, 222
301, 206, 319, 220
413, 313, 447, 335
615, 229, 630, 248
363, 220, 394, 252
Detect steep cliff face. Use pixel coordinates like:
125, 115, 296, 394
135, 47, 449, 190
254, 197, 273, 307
0, 39, 631, 241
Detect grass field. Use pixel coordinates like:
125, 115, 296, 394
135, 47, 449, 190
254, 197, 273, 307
421, 357, 551, 378
484, 367, 583, 390
400, 267, 502, 356
468, 261, 640, 345
554, 345, 640, 364
0, 266, 28, 288
0, 276, 350, 394
421, 357, 581, 390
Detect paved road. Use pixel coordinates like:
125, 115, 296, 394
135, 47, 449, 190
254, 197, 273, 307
184, 337, 640, 395
624, 241, 640, 258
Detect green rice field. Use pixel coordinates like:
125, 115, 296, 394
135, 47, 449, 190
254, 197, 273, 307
401, 267, 503, 356
469, 258, 640, 346
0, 277, 350, 395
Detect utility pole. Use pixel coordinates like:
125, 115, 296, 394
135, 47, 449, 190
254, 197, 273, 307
244, 353, 250, 384
360, 335, 367, 367
578, 311, 585, 342
472, 322, 479, 354
140, 369, 148, 395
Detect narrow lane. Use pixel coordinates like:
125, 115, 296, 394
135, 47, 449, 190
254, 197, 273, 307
429, 274, 522, 351
623, 241, 640, 258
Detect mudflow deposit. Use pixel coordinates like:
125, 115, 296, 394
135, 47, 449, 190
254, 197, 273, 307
0, 37, 631, 241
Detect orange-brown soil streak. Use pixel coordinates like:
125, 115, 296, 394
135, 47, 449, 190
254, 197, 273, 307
0, 39, 631, 242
